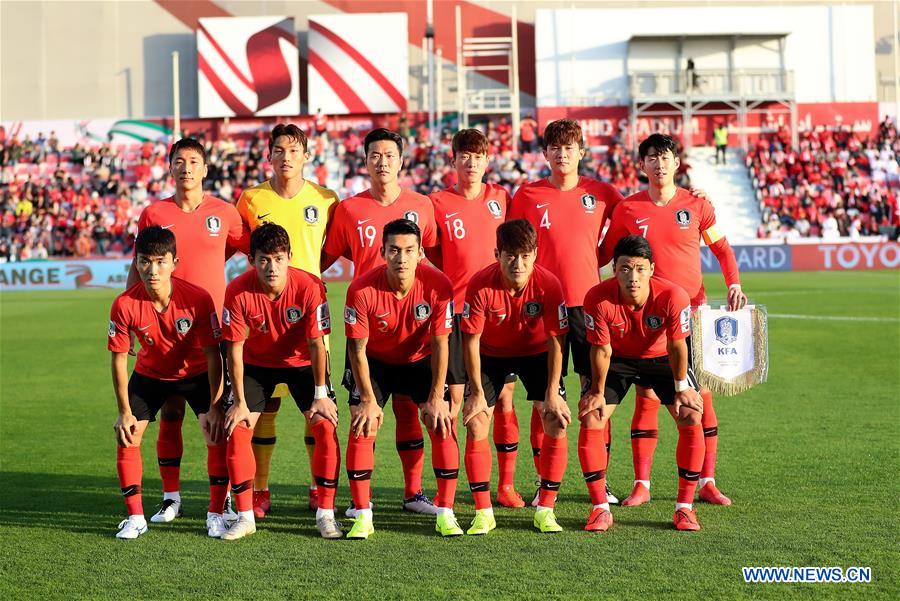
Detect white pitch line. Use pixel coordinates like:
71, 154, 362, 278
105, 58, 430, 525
768, 313, 900, 323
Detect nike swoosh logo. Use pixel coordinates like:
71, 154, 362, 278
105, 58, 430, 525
319, 479, 337, 487
537, 203, 550, 209
445, 212, 459, 218
351, 472, 368, 479
613, 322, 625, 327
375, 312, 389, 318
160, 224, 175, 230
636, 218, 650, 224
258, 213, 271, 220
251, 314, 264, 319
489, 308, 505, 312
357, 219, 372, 225
137, 325, 151, 331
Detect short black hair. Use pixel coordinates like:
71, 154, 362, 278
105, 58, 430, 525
135, 225, 176, 258
382, 219, 421, 247
168, 137, 207, 164
364, 128, 404, 156
496, 219, 537, 255
613, 235, 653, 263
638, 133, 679, 160
269, 123, 309, 154
250, 223, 291, 258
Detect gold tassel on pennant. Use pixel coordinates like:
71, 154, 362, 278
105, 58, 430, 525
691, 305, 769, 396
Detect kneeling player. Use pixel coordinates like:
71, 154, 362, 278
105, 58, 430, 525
461, 219, 571, 534
343, 219, 461, 539
109, 226, 226, 539
221, 223, 340, 540
579, 235, 706, 531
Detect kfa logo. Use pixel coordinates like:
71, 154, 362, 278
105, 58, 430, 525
413, 302, 431, 321
206, 216, 222, 235
304, 205, 319, 224
675, 209, 691, 228
524, 301, 543, 318
581, 194, 597, 212
175, 317, 193, 335
285, 306, 303, 324
715, 316, 738, 345
645, 315, 663, 330
404, 211, 419, 224
487, 200, 503, 218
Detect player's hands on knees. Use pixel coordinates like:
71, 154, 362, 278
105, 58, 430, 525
578, 391, 606, 421
306, 397, 339, 427
727, 285, 748, 311
204, 404, 226, 445
462, 389, 489, 426
115, 413, 138, 447
543, 392, 572, 428
350, 400, 383, 438
674, 389, 704, 418
423, 394, 453, 438
225, 402, 251, 437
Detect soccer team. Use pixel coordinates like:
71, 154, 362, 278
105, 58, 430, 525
109, 119, 747, 540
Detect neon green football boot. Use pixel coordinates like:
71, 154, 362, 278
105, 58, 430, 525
466, 509, 497, 535
533, 508, 563, 533
346, 512, 375, 540
435, 511, 464, 537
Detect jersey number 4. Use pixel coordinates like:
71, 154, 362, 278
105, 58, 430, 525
540, 209, 551, 229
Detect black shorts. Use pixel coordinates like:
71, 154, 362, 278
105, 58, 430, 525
562, 306, 590, 377
241, 364, 335, 414
447, 313, 467, 386
601, 356, 700, 406
344, 355, 438, 407
478, 353, 566, 407
128, 372, 211, 422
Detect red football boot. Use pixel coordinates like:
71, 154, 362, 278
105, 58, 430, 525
584, 507, 614, 532
673, 508, 701, 531
496, 485, 526, 508
698, 481, 732, 506
253, 489, 271, 519
621, 482, 651, 507
308, 485, 318, 511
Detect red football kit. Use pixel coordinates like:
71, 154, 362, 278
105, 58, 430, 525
598, 188, 740, 306
222, 267, 330, 369
344, 263, 453, 364
137, 195, 248, 314
323, 189, 438, 280
583, 277, 691, 358
108, 277, 220, 380
462, 263, 569, 357
507, 177, 622, 307
429, 183, 509, 311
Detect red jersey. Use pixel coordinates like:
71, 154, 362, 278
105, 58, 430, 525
508, 177, 622, 306
108, 277, 219, 380
323, 189, 438, 279
598, 188, 740, 306
344, 263, 453, 365
462, 263, 569, 358
137, 195, 248, 314
222, 267, 330, 369
429, 183, 509, 311
584, 277, 691, 359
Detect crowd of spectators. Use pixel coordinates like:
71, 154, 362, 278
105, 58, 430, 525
749, 116, 900, 240
0, 119, 646, 261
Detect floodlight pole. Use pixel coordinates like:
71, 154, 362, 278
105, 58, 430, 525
172, 51, 181, 142
426, 0, 436, 143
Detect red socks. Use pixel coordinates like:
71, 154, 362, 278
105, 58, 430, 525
206, 443, 228, 513
117, 446, 143, 516
429, 430, 459, 509
156, 418, 183, 493
530, 405, 544, 474
631, 393, 660, 481
537, 433, 567, 508
393, 397, 424, 498
676, 424, 704, 504
577, 427, 608, 506
226, 425, 256, 512
311, 419, 341, 511
465, 437, 493, 509
603, 420, 612, 470
346, 434, 376, 510
493, 409, 519, 488
700, 390, 718, 479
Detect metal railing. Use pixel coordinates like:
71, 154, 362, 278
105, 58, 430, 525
629, 69, 794, 98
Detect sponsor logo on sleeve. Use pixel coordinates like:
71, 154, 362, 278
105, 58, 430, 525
222, 308, 231, 326
210, 313, 222, 338
344, 306, 357, 325
108, 320, 117, 338
445, 301, 454, 329
462, 302, 471, 319
316, 302, 331, 330
557, 303, 569, 328
680, 306, 691, 334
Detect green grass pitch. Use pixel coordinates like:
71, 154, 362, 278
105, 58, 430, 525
1, 270, 897, 600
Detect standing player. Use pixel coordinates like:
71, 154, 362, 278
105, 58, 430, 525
220, 223, 339, 540
127, 137, 246, 524
236, 123, 339, 518
598, 133, 746, 507
321, 128, 440, 515
429, 128, 524, 508
580, 235, 705, 531
461, 220, 571, 535
507, 119, 623, 503
110, 226, 226, 539
342, 219, 460, 539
